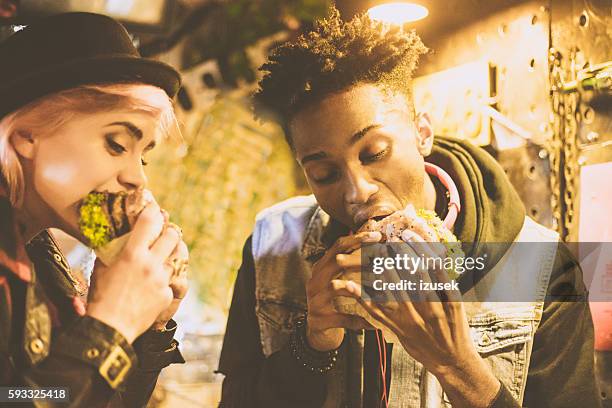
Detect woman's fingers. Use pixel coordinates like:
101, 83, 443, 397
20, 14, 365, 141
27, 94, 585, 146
150, 223, 181, 262
169, 266, 189, 299
126, 201, 164, 252
168, 240, 189, 298
168, 239, 189, 266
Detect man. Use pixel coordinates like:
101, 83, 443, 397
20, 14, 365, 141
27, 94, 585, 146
218, 10, 601, 408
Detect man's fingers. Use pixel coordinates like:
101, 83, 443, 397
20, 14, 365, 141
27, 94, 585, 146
309, 311, 373, 331
310, 278, 360, 309
356, 298, 404, 337
332, 231, 382, 255
330, 278, 361, 298
402, 214, 439, 242
401, 229, 425, 244
431, 263, 463, 303
342, 315, 374, 331
126, 202, 164, 251
308, 261, 343, 295
311, 232, 382, 287
335, 250, 364, 269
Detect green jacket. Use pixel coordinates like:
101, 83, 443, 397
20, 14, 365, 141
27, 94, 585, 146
0, 189, 184, 407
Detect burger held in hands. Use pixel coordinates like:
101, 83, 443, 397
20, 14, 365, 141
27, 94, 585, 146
333, 203, 465, 343
78, 187, 186, 274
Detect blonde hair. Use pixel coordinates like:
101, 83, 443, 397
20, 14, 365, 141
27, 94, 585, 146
0, 83, 179, 207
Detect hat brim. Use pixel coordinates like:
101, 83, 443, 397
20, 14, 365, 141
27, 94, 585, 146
0, 55, 181, 118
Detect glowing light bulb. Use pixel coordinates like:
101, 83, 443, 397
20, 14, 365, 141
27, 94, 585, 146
367, 2, 429, 24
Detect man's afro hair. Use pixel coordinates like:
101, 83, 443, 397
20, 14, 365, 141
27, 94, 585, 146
253, 7, 428, 128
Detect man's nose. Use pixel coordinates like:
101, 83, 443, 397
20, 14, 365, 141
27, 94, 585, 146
343, 167, 378, 204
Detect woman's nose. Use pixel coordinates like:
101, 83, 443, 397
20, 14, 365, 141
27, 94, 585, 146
117, 160, 147, 191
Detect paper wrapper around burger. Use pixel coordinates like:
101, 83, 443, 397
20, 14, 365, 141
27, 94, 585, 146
94, 234, 132, 266
332, 204, 461, 344
78, 188, 154, 266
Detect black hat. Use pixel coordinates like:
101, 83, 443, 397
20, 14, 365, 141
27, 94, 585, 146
0, 12, 181, 119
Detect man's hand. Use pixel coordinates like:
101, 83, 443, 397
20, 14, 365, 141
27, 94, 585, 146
306, 231, 382, 351
336, 213, 501, 408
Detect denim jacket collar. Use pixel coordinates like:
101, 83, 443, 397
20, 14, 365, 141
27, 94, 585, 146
301, 206, 351, 263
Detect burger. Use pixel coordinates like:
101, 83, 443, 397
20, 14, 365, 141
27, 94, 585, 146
78, 188, 154, 265
357, 204, 458, 243
333, 203, 463, 343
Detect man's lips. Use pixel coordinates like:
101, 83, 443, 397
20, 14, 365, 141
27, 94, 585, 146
353, 206, 396, 229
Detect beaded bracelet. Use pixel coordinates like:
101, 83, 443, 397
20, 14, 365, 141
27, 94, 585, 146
289, 314, 339, 374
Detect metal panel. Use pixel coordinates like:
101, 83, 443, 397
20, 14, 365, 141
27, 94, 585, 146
413, 1, 554, 227
550, 0, 611, 242
413, 61, 493, 146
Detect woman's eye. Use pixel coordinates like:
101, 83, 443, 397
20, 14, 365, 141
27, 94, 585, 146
105, 137, 127, 154
141, 157, 149, 166
361, 147, 389, 164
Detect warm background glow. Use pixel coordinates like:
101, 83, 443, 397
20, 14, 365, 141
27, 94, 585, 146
367, 2, 429, 24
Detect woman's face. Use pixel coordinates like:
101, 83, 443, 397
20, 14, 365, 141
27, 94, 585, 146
20, 110, 161, 239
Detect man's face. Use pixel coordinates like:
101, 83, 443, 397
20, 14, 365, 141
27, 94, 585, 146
290, 83, 434, 231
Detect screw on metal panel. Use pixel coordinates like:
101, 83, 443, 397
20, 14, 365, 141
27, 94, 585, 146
529, 58, 536, 72
578, 11, 589, 28
583, 107, 595, 124
529, 104, 537, 118
528, 164, 537, 178
586, 131, 599, 142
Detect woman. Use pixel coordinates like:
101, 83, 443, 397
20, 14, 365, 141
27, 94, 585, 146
0, 12, 189, 407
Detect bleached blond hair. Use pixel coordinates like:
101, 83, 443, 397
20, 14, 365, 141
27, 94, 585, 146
0, 83, 179, 207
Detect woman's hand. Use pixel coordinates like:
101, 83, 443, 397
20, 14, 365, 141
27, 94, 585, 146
152, 239, 189, 330
86, 200, 183, 343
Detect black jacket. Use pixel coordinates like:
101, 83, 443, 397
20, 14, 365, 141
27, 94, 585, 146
0, 191, 184, 407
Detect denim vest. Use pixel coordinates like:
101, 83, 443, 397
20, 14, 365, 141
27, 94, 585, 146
252, 195, 559, 407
